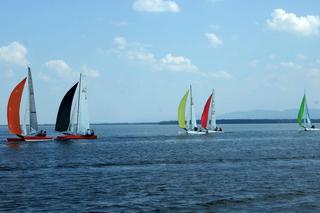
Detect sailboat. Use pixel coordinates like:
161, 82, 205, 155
201, 89, 224, 133
297, 92, 320, 131
7, 67, 53, 142
55, 73, 97, 140
178, 85, 207, 135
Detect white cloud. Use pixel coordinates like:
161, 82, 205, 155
108, 36, 231, 79
114, 36, 128, 49
81, 64, 100, 78
133, 0, 180, 13
202, 70, 232, 79
112, 36, 156, 64
267, 9, 320, 36
42, 60, 100, 81
205, 33, 223, 47
160, 54, 199, 72
45, 59, 75, 79
0, 42, 29, 67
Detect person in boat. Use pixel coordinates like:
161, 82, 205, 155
86, 129, 95, 136
311, 125, 316, 129
37, 130, 47, 137
194, 127, 198, 131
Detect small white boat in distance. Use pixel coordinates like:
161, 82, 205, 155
178, 85, 207, 135
297, 92, 320, 131
201, 89, 224, 134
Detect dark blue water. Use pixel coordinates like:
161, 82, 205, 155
1, 124, 320, 212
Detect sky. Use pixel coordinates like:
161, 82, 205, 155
0, 0, 320, 124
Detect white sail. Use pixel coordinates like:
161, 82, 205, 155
68, 93, 78, 133
209, 89, 217, 130
191, 104, 197, 129
28, 67, 38, 133
305, 100, 312, 127
68, 74, 90, 135
77, 74, 90, 134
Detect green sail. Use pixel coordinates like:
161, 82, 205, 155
297, 94, 306, 127
178, 90, 189, 129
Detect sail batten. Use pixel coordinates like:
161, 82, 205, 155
7, 78, 27, 135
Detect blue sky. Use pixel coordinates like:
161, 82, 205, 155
0, 0, 320, 124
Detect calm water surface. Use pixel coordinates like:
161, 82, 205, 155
1, 124, 320, 212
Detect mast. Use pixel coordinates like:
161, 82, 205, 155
28, 67, 38, 133
76, 73, 82, 134
190, 85, 192, 130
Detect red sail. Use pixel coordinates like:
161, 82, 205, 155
7, 78, 27, 135
201, 94, 212, 129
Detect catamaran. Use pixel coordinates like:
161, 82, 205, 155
297, 92, 320, 131
55, 73, 97, 140
178, 85, 207, 135
201, 89, 224, 133
7, 67, 53, 142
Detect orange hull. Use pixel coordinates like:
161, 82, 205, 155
7, 135, 53, 142
55, 134, 97, 141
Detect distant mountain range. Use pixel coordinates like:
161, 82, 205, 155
217, 109, 320, 119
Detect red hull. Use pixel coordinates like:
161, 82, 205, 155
55, 134, 97, 141
7, 135, 53, 142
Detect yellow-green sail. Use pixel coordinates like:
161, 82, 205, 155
178, 90, 189, 129
297, 94, 306, 127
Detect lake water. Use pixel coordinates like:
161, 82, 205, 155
1, 123, 320, 212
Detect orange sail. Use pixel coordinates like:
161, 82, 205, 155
7, 78, 27, 135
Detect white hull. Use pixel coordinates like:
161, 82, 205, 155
207, 129, 224, 134
301, 128, 320, 131
186, 130, 207, 135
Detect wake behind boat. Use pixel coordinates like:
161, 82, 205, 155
178, 85, 207, 135
201, 89, 224, 134
297, 92, 320, 131
55, 73, 97, 140
7, 67, 53, 142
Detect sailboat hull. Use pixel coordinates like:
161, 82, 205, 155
186, 130, 207, 135
55, 134, 97, 141
7, 135, 53, 142
207, 129, 224, 134
300, 128, 320, 131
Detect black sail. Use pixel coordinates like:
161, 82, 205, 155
55, 82, 79, 131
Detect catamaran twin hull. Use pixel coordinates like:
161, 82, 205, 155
186, 130, 207, 135
55, 135, 97, 141
7, 136, 53, 142
207, 129, 224, 134
300, 128, 320, 131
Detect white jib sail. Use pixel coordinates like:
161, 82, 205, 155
68, 74, 90, 135
191, 104, 198, 129
305, 101, 312, 127
209, 89, 217, 130
77, 74, 90, 134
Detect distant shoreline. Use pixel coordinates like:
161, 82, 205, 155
1, 119, 317, 126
